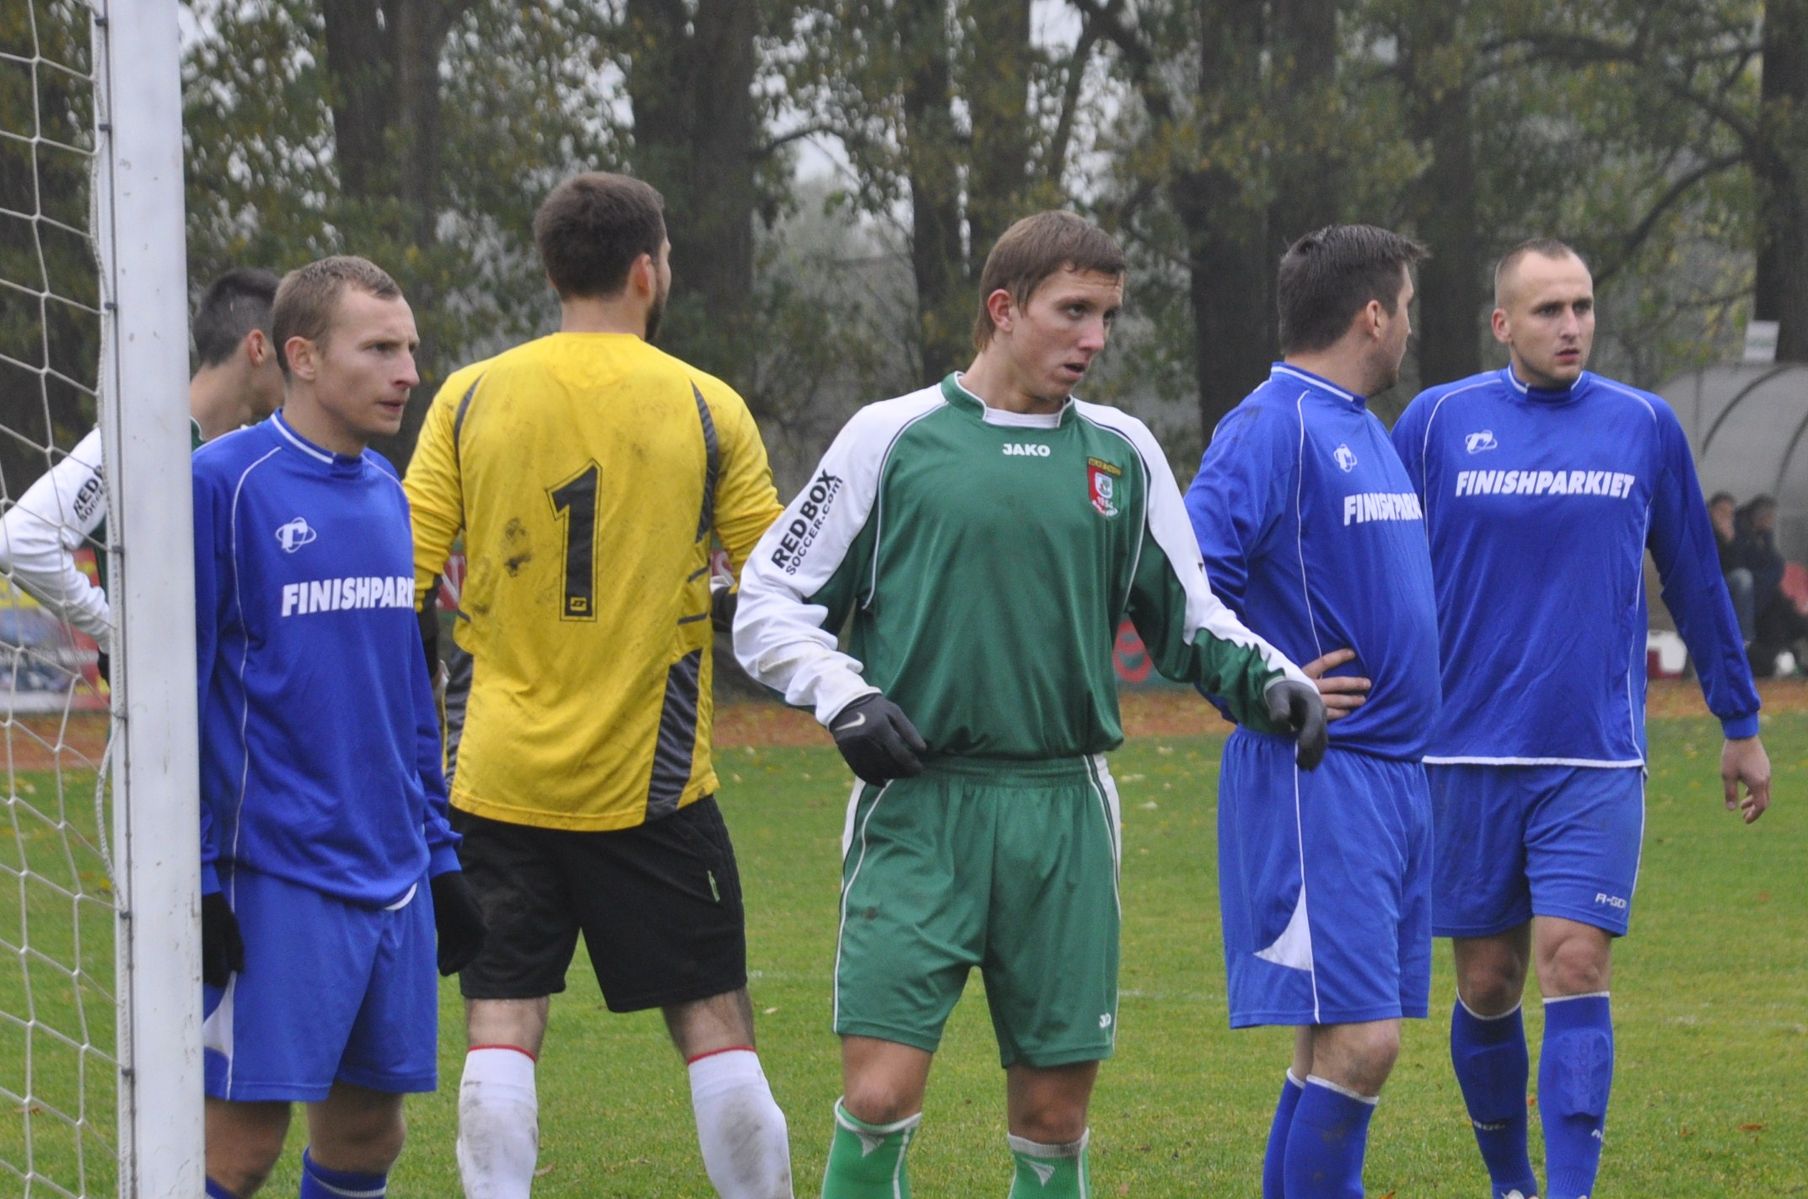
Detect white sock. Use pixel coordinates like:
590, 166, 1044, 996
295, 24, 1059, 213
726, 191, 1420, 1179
457, 1046, 539, 1199
687, 1047, 794, 1199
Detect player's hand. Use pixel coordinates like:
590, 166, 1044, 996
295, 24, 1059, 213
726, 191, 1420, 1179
1300, 647, 1368, 722
430, 871, 488, 976
1264, 679, 1328, 771
710, 578, 738, 632
200, 891, 244, 988
829, 693, 928, 785
1721, 735, 1771, 824
94, 651, 110, 689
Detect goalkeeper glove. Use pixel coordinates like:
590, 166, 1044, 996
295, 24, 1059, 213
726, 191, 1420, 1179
430, 871, 488, 977
829, 693, 928, 784
201, 891, 244, 988
1264, 678, 1328, 771
710, 577, 738, 632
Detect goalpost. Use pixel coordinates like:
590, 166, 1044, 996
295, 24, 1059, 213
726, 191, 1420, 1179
1, 1, 200, 1194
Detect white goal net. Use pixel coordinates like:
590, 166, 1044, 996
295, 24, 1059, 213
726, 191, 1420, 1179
1, 2, 199, 1194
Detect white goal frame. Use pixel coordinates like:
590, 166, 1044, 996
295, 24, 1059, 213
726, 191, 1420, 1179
92, 1, 202, 1192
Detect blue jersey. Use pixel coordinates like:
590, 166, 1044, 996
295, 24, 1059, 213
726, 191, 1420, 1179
193, 414, 458, 906
1186, 364, 1441, 761
1392, 368, 1760, 764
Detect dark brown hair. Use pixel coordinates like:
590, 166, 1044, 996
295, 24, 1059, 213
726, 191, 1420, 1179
193, 268, 279, 367
1277, 225, 1428, 354
533, 172, 667, 300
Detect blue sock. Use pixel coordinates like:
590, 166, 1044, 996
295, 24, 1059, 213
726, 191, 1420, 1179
1451, 1000, 1539, 1198
205, 1181, 241, 1199
1283, 1076, 1376, 1199
299, 1147, 387, 1198
1539, 994, 1612, 1199
1263, 1072, 1304, 1199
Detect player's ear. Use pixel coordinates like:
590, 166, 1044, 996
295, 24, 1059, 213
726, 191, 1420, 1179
243, 328, 270, 368
985, 288, 1014, 336
630, 252, 656, 299
1489, 307, 1512, 346
284, 334, 318, 382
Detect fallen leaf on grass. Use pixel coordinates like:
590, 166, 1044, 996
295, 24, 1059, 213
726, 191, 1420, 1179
1739, 1122, 1766, 1132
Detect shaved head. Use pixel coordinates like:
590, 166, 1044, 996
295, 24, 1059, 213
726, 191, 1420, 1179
1494, 238, 1585, 308
1490, 239, 1596, 389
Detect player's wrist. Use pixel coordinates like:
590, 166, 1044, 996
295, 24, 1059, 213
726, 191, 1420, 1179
1720, 714, 1761, 741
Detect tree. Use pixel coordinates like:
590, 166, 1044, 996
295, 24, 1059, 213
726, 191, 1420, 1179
1754, 0, 1807, 358
183, 0, 624, 464
794, 0, 1096, 381
1080, 0, 1393, 440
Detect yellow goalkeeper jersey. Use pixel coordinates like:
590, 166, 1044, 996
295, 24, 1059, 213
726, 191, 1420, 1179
405, 332, 782, 831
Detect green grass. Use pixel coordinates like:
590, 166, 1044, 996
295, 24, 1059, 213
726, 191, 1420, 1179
4, 713, 1805, 1195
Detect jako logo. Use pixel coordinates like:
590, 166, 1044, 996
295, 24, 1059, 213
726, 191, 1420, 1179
1332, 443, 1358, 472
275, 517, 317, 553
1594, 892, 1628, 909
1465, 430, 1498, 453
1003, 443, 1051, 457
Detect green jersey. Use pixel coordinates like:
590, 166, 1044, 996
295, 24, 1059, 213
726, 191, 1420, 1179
735, 375, 1308, 758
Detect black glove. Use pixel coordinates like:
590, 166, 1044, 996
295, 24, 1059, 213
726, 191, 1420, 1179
710, 581, 738, 632
94, 651, 109, 687
418, 584, 442, 684
201, 891, 244, 988
1264, 679, 1328, 771
430, 871, 488, 977
830, 693, 928, 785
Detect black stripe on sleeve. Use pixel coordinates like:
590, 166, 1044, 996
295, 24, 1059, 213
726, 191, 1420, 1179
452, 373, 485, 463
692, 383, 719, 542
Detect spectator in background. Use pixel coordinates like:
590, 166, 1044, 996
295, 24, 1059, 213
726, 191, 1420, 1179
1710, 491, 1756, 644
1735, 494, 1808, 675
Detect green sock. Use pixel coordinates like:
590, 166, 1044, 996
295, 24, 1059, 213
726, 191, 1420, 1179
822, 1098, 920, 1199
1007, 1130, 1090, 1198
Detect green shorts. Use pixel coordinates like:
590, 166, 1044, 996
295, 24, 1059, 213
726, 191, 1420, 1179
834, 754, 1122, 1068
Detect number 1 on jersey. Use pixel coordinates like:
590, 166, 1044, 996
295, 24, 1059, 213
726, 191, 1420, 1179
548, 461, 600, 620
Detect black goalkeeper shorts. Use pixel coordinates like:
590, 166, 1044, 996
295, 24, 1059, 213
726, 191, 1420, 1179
452, 797, 747, 1012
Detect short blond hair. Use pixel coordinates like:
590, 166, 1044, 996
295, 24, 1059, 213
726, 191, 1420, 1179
272, 256, 402, 376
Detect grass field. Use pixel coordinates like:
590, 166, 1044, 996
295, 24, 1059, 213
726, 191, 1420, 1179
3, 707, 1805, 1196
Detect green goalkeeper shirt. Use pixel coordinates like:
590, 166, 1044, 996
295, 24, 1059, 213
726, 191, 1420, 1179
734, 374, 1309, 758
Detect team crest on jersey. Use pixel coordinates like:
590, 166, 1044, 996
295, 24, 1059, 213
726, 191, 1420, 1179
1087, 457, 1121, 517
1465, 429, 1498, 453
1332, 443, 1358, 472
274, 516, 317, 553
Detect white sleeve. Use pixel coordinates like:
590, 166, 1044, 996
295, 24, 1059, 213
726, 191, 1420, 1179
1080, 401, 1312, 690
0, 427, 112, 650
733, 391, 940, 724
1144, 433, 1312, 690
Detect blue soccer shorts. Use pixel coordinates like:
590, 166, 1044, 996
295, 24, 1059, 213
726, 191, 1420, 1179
202, 868, 438, 1102
1428, 763, 1644, 939
1217, 731, 1431, 1028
